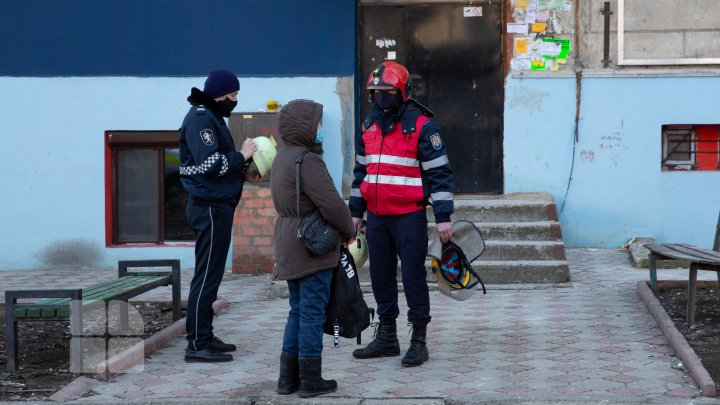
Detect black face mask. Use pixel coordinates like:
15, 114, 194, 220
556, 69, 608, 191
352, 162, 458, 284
217, 98, 237, 117
375, 91, 401, 111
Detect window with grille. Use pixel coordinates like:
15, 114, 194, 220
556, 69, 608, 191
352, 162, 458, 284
105, 131, 194, 245
662, 125, 720, 171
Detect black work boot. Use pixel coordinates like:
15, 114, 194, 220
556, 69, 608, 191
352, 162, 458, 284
298, 356, 337, 398
352, 319, 401, 359
277, 352, 300, 395
401, 323, 429, 367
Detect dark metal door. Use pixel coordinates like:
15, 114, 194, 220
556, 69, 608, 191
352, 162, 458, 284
359, 2, 503, 193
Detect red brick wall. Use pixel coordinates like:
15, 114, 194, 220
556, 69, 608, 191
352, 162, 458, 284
232, 183, 276, 274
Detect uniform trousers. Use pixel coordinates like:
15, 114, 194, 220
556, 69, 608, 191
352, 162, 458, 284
185, 198, 234, 351
366, 209, 431, 325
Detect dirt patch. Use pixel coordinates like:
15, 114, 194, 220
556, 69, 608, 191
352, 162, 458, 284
0, 302, 184, 401
653, 286, 720, 390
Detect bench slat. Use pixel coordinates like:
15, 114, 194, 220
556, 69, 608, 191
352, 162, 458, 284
12, 275, 170, 319
646, 243, 720, 265
36, 277, 152, 306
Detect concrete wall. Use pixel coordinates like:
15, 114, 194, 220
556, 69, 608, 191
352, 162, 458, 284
579, 0, 720, 68
505, 72, 720, 248
0, 76, 350, 270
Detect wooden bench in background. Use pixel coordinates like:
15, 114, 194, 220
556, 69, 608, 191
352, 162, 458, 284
645, 212, 720, 326
4, 259, 180, 373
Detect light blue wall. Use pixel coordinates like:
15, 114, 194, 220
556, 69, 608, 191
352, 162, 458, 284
505, 74, 720, 248
0, 76, 348, 270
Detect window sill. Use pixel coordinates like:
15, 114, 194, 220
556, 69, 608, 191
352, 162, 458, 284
108, 242, 195, 248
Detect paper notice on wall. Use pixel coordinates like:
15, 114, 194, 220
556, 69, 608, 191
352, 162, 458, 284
514, 0, 530, 9
550, 0, 565, 9
542, 38, 571, 59
463, 7, 483, 17
525, 11, 537, 23
511, 58, 532, 70
531, 57, 547, 71
531, 23, 547, 33
536, 9, 550, 21
514, 38, 528, 55
540, 41, 561, 57
507, 23, 529, 34
387, 51, 397, 60
564, 1, 572, 12
537, 0, 550, 10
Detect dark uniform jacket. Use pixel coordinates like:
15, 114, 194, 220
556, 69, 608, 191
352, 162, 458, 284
270, 100, 355, 280
179, 87, 247, 206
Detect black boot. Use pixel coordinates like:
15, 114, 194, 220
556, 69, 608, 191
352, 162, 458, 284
276, 352, 300, 395
401, 323, 429, 367
298, 357, 337, 398
352, 319, 401, 359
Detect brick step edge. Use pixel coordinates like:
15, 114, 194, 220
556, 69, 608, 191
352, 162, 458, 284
635, 280, 716, 397
50, 298, 230, 401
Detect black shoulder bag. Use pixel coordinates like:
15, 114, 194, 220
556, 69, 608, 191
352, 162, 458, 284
295, 150, 341, 256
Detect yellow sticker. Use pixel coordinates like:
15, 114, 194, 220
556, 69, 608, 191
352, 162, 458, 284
243, 115, 253, 119
514, 38, 528, 54
531, 23, 547, 33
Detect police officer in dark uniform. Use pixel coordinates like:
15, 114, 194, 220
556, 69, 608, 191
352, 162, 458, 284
179, 69, 258, 362
349, 61, 454, 367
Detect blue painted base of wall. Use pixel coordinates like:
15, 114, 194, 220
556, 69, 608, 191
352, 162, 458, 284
505, 74, 720, 248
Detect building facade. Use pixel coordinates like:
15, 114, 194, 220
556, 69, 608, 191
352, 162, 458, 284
1, 0, 719, 270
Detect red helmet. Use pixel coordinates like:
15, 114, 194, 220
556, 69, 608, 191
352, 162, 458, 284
366, 61, 412, 102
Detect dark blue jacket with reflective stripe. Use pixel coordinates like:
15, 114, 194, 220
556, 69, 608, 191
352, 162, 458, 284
179, 88, 247, 206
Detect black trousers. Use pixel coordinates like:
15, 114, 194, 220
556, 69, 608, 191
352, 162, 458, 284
366, 209, 431, 325
185, 199, 234, 351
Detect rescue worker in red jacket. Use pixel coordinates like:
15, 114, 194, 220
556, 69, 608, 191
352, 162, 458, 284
349, 61, 454, 367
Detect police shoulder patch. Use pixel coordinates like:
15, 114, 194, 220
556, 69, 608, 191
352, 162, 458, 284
200, 129, 214, 146
430, 133, 442, 150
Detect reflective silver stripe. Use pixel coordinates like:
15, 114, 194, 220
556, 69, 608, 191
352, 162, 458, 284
356, 155, 366, 165
366, 154, 419, 167
421, 155, 449, 170
350, 188, 362, 197
431, 191, 454, 201
365, 174, 422, 187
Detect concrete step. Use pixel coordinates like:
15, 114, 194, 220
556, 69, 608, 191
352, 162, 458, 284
431, 196, 558, 222
357, 259, 570, 284
479, 240, 566, 261
428, 221, 563, 241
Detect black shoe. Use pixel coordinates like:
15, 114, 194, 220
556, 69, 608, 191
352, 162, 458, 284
401, 323, 429, 367
352, 320, 401, 359
277, 352, 300, 395
208, 335, 236, 352
298, 357, 337, 398
184, 348, 233, 363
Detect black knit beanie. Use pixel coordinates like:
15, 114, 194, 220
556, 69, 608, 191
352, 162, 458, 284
203, 69, 240, 98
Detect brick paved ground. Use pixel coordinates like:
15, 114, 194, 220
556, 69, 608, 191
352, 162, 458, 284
3, 248, 720, 404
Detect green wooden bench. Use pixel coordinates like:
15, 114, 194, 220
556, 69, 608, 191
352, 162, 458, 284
646, 212, 720, 326
5, 259, 181, 373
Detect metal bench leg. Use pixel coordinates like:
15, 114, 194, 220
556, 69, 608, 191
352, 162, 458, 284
687, 264, 698, 327
172, 261, 181, 321
5, 294, 18, 373
649, 254, 658, 291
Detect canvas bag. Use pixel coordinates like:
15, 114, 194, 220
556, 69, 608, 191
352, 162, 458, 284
323, 246, 373, 347
295, 150, 341, 256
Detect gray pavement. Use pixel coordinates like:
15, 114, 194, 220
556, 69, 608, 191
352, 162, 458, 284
4, 248, 720, 404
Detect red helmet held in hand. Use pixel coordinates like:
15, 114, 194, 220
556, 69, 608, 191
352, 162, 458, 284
366, 61, 412, 102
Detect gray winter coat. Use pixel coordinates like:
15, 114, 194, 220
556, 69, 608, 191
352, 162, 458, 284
270, 99, 355, 280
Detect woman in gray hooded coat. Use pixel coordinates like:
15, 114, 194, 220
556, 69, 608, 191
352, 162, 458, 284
270, 99, 355, 398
